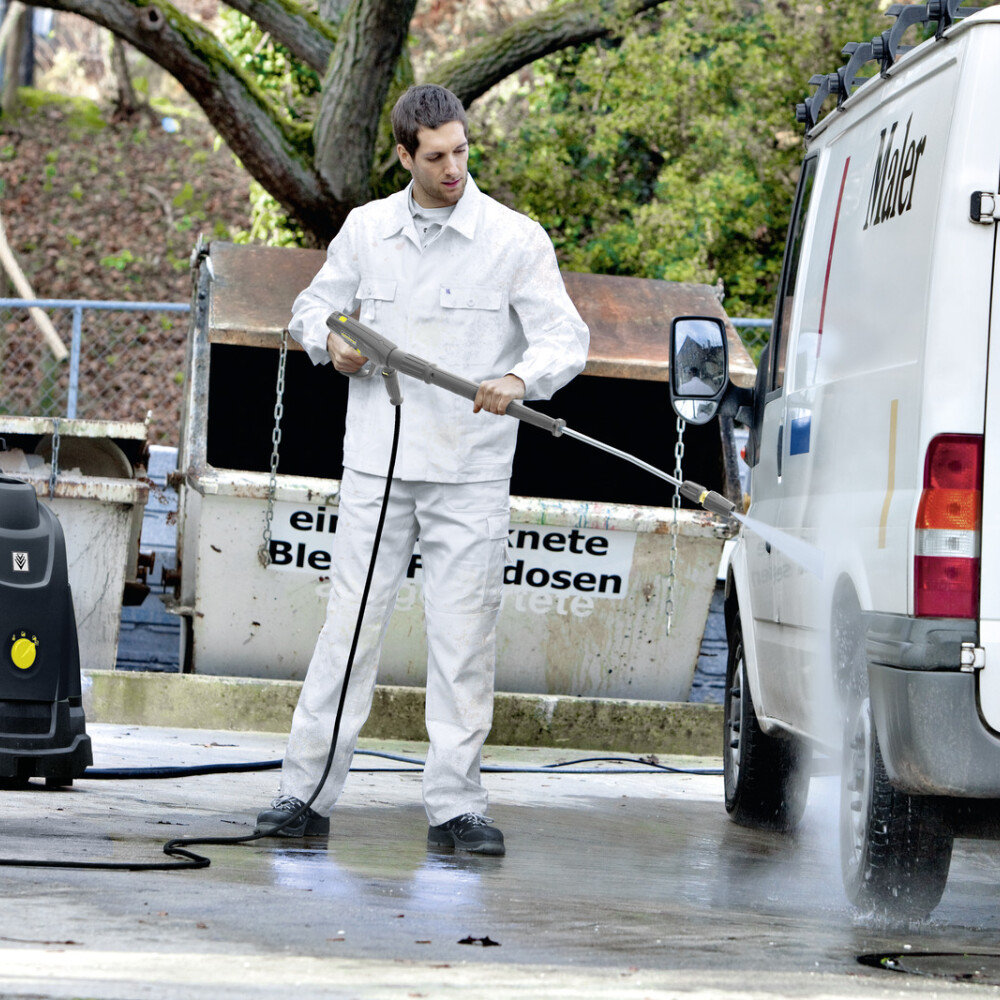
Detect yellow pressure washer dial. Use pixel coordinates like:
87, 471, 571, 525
9, 632, 38, 670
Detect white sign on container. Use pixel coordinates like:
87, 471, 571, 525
264, 498, 635, 619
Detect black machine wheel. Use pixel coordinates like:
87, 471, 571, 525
723, 615, 808, 831
839, 696, 953, 920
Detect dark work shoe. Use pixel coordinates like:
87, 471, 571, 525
254, 795, 330, 838
428, 813, 505, 856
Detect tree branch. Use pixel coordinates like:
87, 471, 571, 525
437, 0, 671, 107
26, 0, 342, 236
223, 0, 334, 74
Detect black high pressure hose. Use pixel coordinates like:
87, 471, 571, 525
81, 753, 723, 780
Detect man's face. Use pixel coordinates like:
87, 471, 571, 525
398, 121, 468, 209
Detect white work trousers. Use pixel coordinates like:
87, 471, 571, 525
279, 469, 510, 826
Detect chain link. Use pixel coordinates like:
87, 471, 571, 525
258, 329, 288, 567
665, 415, 686, 636
48, 417, 61, 499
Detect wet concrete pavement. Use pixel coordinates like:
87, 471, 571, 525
3, 723, 1000, 999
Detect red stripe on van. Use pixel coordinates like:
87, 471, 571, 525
817, 157, 850, 356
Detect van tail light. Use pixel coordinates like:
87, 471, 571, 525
914, 434, 983, 618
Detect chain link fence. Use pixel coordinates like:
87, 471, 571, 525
0, 298, 191, 445
730, 318, 772, 366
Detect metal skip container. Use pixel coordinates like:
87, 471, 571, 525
170, 242, 755, 700
0, 416, 150, 672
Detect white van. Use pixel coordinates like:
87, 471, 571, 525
670, 2, 1000, 919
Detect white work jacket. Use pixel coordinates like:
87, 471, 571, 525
288, 177, 590, 483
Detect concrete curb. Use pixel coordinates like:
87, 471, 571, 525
85, 670, 723, 756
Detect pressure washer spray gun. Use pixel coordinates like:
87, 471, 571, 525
328, 312, 736, 519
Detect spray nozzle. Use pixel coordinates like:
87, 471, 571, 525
678, 480, 736, 517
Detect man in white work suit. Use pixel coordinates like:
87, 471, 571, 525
255, 84, 589, 855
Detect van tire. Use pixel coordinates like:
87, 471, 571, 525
840, 696, 953, 920
724, 616, 808, 831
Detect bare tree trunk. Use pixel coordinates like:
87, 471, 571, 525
110, 33, 140, 118
313, 0, 417, 211
1, 4, 31, 117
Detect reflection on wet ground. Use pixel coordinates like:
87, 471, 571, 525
4, 727, 1000, 995
215, 774, 1000, 975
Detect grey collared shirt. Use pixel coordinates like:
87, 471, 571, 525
409, 190, 455, 249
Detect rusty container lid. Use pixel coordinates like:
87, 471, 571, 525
204, 241, 756, 386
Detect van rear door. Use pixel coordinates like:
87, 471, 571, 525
977, 179, 1000, 734
943, 20, 1000, 735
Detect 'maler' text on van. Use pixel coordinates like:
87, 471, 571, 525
864, 114, 927, 230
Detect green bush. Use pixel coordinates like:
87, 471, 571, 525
470, 0, 884, 319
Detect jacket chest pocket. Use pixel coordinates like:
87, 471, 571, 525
439, 285, 505, 364
357, 277, 397, 325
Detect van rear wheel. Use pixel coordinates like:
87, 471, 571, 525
840, 696, 953, 920
724, 615, 808, 831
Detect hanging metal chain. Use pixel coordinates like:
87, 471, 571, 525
48, 417, 61, 499
665, 415, 686, 636
258, 329, 289, 567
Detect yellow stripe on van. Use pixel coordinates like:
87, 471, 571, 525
879, 399, 899, 549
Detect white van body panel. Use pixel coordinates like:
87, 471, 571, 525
733, 11, 1000, 776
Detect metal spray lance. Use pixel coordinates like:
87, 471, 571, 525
328, 312, 736, 518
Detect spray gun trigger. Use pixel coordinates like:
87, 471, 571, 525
380, 367, 403, 407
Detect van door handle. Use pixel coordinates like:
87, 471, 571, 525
776, 423, 784, 478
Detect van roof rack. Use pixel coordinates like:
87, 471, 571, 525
795, 0, 983, 130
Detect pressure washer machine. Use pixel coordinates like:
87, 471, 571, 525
0, 475, 92, 787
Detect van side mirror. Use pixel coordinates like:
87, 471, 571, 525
669, 316, 729, 425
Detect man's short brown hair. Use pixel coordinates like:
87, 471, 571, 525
391, 84, 468, 157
